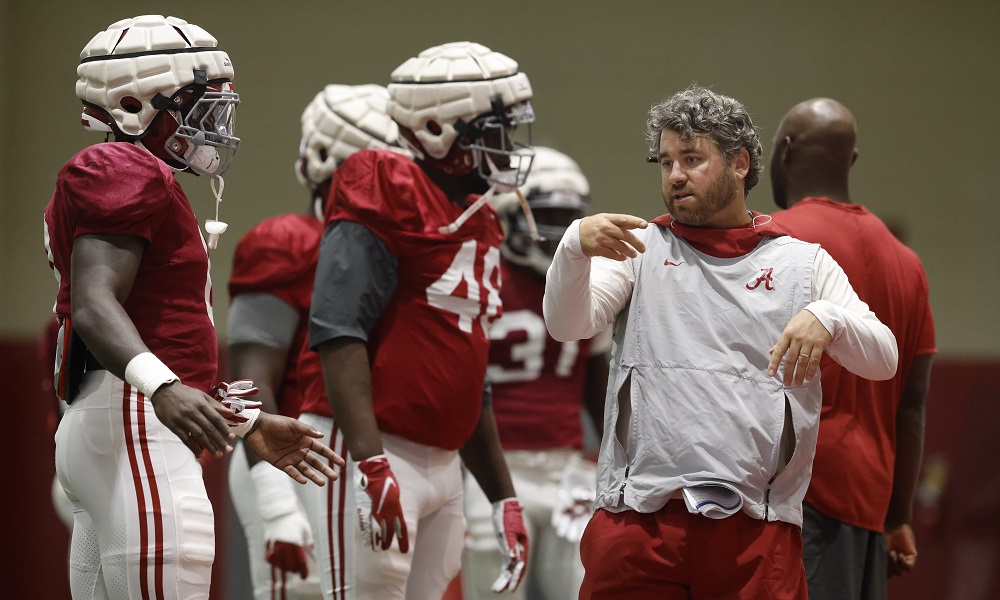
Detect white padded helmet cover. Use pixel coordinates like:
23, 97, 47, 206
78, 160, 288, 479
522, 146, 590, 203
491, 146, 590, 215
76, 15, 234, 137
297, 84, 401, 189
492, 146, 590, 275
388, 42, 532, 159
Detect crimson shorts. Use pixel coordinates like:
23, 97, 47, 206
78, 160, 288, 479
579, 502, 807, 599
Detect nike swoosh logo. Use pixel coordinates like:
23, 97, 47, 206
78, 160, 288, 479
664, 260, 684, 266
377, 477, 395, 513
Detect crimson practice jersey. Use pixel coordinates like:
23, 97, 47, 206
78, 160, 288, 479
229, 213, 322, 418
488, 260, 597, 450
772, 197, 937, 532
43, 142, 217, 393
315, 149, 505, 450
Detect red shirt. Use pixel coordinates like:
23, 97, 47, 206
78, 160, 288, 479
314, 149, 505, 450
229, 213, 322, 418
771, 197, 936, 531
43, 143, 218, 392
489, 260, 597, 450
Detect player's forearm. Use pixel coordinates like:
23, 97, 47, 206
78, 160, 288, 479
460, 407, 516, 503
228, 343, 287, 415
317, 336, 383, 460
885, 354, 933, 529
229, 343, 288, 466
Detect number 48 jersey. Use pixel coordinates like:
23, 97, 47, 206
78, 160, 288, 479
322, 149, 505, 450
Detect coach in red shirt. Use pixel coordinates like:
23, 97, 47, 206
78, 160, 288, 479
770, 98, 936, 600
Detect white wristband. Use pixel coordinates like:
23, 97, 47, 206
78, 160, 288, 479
229, 408, 261, 438
124, 352, 179, 399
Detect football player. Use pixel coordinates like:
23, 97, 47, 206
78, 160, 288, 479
227, 84, 404, 600
44, 15, 342, 599
307, 42, 534, 599
463, 147, 611, 599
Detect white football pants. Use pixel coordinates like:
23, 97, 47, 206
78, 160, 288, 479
295, 416, 466, 600
228, 442, 322, 599
55, 371, 215, 600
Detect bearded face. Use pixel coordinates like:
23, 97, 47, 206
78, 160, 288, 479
657, 131, 747, 227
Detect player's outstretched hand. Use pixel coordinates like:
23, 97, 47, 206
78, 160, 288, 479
578, 213, 648, 260
491, 498, 529, 592
767, 309, 833, 386
245, 412, 344, 485
150, 381, 236, 458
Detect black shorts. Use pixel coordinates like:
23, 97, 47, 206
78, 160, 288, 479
802, 501, 886, 600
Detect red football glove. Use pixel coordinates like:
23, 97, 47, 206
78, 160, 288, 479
491, 498, 529, 592
551, 458, 597, 543
210, 380, 262, 426
355, 455, 409, 553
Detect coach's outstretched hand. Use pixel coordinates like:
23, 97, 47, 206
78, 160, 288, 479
245, 413, 344, 485
578, 213, 648, 260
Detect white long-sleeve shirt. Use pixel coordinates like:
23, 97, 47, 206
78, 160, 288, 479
542, 219, 898, 524
543, 220, 897, 381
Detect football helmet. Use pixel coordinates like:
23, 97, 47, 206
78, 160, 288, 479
493, 147, 590, 275
388, 42, 534, 191
76, 15, 240, 177
296, 84, 406, 217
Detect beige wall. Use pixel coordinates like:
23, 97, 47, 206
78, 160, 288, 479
2, 1, 997, 357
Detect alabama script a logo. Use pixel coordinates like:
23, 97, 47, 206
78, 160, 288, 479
746, 267, 775, 291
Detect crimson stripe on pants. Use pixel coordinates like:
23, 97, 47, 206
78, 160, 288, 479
135, 390, 166, 599
123, 384, 153, 599
325, 423, 349, 600
336, 430, 348, 600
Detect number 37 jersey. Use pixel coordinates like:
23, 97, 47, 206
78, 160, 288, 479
323, 149, 505, 450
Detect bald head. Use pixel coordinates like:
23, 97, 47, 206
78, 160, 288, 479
770, 98, 858, 209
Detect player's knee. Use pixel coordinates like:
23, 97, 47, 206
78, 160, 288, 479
176, 494, 216, 567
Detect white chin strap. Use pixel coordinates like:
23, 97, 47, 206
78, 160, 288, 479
513, 188, 543, 242
437, 184, 542, 243
312, 195, 325, 221
438, 185, 498, 235
204, 176, 228, 249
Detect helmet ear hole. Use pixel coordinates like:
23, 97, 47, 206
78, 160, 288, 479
318, 148, 328, 163
120, 96, 143, 114
426, 121, 442, 135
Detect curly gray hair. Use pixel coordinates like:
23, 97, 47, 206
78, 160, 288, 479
646, 85, 763, 195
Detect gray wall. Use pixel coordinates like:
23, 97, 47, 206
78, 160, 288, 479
3, 0, 997, 357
